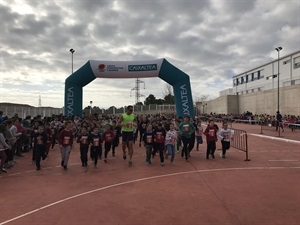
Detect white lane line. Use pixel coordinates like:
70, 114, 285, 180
268, 160, 298, 162
0, 166, 299, 225
8, 173, 21, 176
249, 133, 300, 144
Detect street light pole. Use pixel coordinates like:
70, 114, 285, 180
70, 48, 75, 74
275, 47, 282, 137
90, 101, 93, 116
275, 47, 282, 113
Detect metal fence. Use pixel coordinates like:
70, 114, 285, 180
1, 105, 63, 119
86, 104, 177, 116
231, 129, 250, 161
1, 104, 177, 119
260, 121, 300, 137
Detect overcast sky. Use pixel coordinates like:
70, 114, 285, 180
1, 0, 299, 109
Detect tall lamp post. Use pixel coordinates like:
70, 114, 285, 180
70, 48, 75, 74
275, 47, 282, 137
275, 47, 282, 113
90, 101, 93, 116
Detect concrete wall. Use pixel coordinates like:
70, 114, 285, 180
238, 84, 300, 115
206, 95, 239, 114
206, 84, 300, 115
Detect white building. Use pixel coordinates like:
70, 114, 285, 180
233, 50, 300, 95
204, 50, 300, 115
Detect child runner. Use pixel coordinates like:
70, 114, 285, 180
138, 116, 148, 147
188, 117, 197, 155
44, 122, 52, 157
142, 124, 154, 164
195, 121, 203, 151
33, 124, 48, 171
77, 126, 90, 167
178, 116, 195, 161
165, 123, 177, 166
102, 124, 115, 163
31, 121, 42, 164
218, 122, 233, 158
50, 123, 58, 150
58, 121, 74, 170
152, 123, 166, 166
111, 120, 121, 157
89, 127, 102, 167
0, 124, 11, 173
203, 119, 218, 159
3, 120, 16, 169
174, 119, 182, 154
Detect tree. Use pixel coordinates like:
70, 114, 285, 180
162, 84, 175, 104
135, 102, 143, 106
164, 94, 175, 104
144, 94, 157, 105
162, 84, 173, 96
155, 98, 165, 105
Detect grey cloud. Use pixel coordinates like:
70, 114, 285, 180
1, 0, 299, 108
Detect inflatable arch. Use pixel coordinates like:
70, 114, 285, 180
64, 58, 194, 118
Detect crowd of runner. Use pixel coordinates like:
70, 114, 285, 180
0, 109, 299, 173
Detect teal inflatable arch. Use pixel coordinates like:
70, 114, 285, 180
64, 58, 194, 118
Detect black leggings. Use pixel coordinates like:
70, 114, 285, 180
181, 136, 193, 159
104, 142, 112, 159
206, 141, 216, 158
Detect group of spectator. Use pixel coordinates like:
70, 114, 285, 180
198, 112, 300, 129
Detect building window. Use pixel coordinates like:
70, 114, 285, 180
283, 59, 291, 65
257, 71, 260, 79
246, 75, 248, 83
252, 89, 254, 92
294, 56, 300, 69
241, 77, 244, 84
291, 80, 295, 85
251, 73, 254, 81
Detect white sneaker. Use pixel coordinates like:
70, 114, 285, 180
220, 152, 225, 158
160, 162, 165, 166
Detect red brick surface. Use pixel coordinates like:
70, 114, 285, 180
1, 123, 299, 225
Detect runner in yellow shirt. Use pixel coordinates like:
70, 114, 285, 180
118, 105, 136, 166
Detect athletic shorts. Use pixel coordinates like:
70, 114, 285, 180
196, 136, 203, 144
221, 140, 230, 150
122, 131, 134, 142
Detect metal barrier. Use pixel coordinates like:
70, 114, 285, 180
231, 129, 250, 161
260, 121, 283, 137
260, 122, 300, 137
